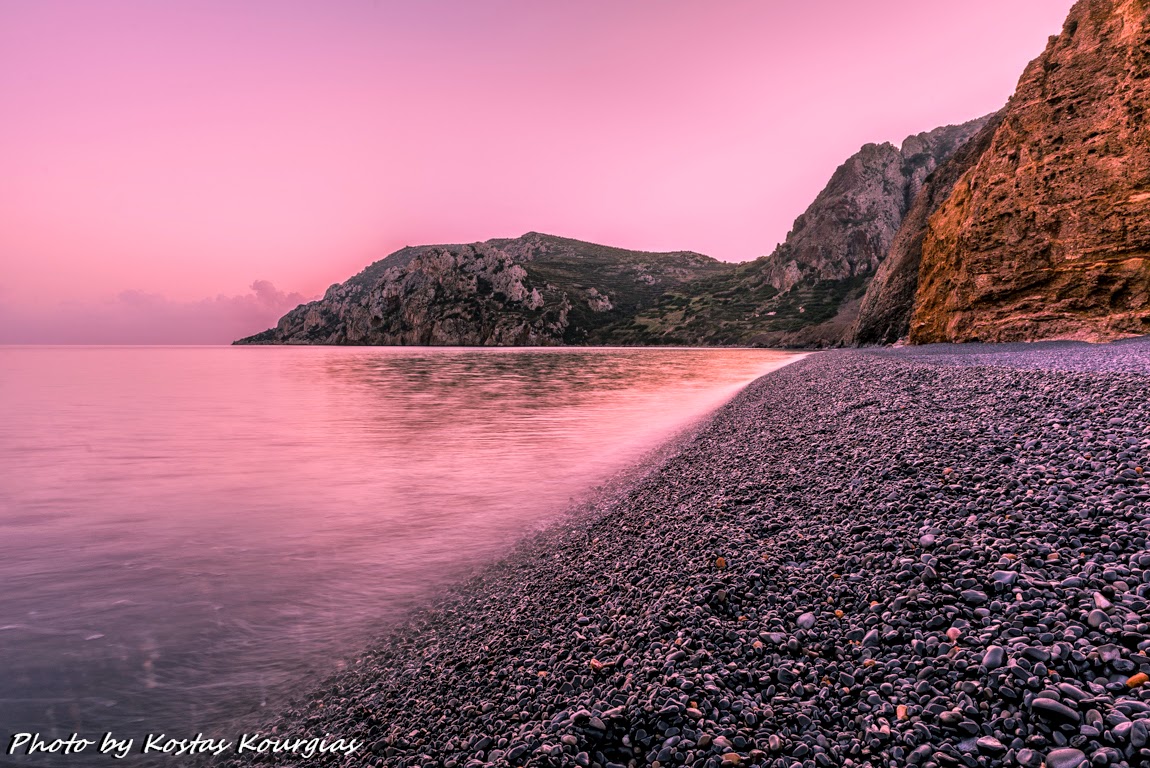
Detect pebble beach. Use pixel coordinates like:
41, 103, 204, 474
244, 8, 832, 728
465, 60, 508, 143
222, 340, 1150, 768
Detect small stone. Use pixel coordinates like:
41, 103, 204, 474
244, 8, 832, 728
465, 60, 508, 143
982, 645, 1006, 670
1021, 646, 1050, 663
720, 754, 741, 766
1126, 672, 1149, 688
906, 744, 932, 765
975, 736, 1006, 754
715, 557, 727, 570
796, 612, 816, 629
961, 589, 988, 605
1031, 698, 1080, 723
1087, 609, 1108, 627
896, 704, 908, 720
1094, 592, 1112, 609
1044, 748, 1087, 768
1016, 748, 1042, 768
1098, 644, 1122, 663
990, 570, 1017, 588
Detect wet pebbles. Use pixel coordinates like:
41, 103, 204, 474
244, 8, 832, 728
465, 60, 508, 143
222, 340, 1150, 768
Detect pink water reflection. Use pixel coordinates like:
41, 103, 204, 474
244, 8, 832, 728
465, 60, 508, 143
0, 346, 800, 745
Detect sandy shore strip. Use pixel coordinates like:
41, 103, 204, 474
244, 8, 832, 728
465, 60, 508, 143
218, 340, 1150, 768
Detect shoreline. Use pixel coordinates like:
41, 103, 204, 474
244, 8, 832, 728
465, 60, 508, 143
217, 340, 1150, 768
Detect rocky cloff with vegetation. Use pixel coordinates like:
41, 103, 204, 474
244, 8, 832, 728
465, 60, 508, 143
236, 234, 728, 346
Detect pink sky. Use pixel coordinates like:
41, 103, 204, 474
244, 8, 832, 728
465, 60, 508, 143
1, 0, 1075, 343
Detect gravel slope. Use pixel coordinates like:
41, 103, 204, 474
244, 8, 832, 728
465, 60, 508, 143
221, 340, 1150, 768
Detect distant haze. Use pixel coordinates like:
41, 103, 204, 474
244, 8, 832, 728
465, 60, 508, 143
0, 0, 1075, 343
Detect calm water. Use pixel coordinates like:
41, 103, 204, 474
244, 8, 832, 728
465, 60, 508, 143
0, 346, 800, 756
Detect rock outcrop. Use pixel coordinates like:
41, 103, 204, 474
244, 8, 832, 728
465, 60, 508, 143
235, 233, 729, 346
910, 0, 1150, 344
610, 117, 994, 347
760, 119, 993, 294
853, 112, 1006, 346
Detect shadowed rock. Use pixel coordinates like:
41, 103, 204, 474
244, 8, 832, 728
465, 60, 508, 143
852, 111, 1005, 346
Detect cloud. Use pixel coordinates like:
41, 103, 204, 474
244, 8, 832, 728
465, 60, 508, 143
0, 281, 314, 344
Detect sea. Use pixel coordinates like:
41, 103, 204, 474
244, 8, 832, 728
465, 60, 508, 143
0, 345, 800, 760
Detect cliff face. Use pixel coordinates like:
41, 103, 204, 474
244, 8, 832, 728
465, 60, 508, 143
910, 0, 1150, 344
235, 233, 729, 346
610, 117, 993, 348
853, 112, 1006, 346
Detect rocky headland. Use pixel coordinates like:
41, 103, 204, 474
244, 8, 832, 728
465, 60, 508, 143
217, 338, 1150, 768
236, 234, 727, 346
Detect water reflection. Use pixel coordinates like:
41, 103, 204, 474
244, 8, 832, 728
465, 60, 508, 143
0, 346, 800, 758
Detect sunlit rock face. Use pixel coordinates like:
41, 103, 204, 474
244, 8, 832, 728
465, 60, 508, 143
235, 232, 729, 346
910, 0, 1150, 344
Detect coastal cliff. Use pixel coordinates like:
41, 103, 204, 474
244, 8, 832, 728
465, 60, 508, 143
909, 0, 1150, 344
235, 233, 728, 346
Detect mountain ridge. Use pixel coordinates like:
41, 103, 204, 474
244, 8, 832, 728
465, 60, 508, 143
235, 232, 730, 346
240, 0, 1150, 349
239, 118, 998, 348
